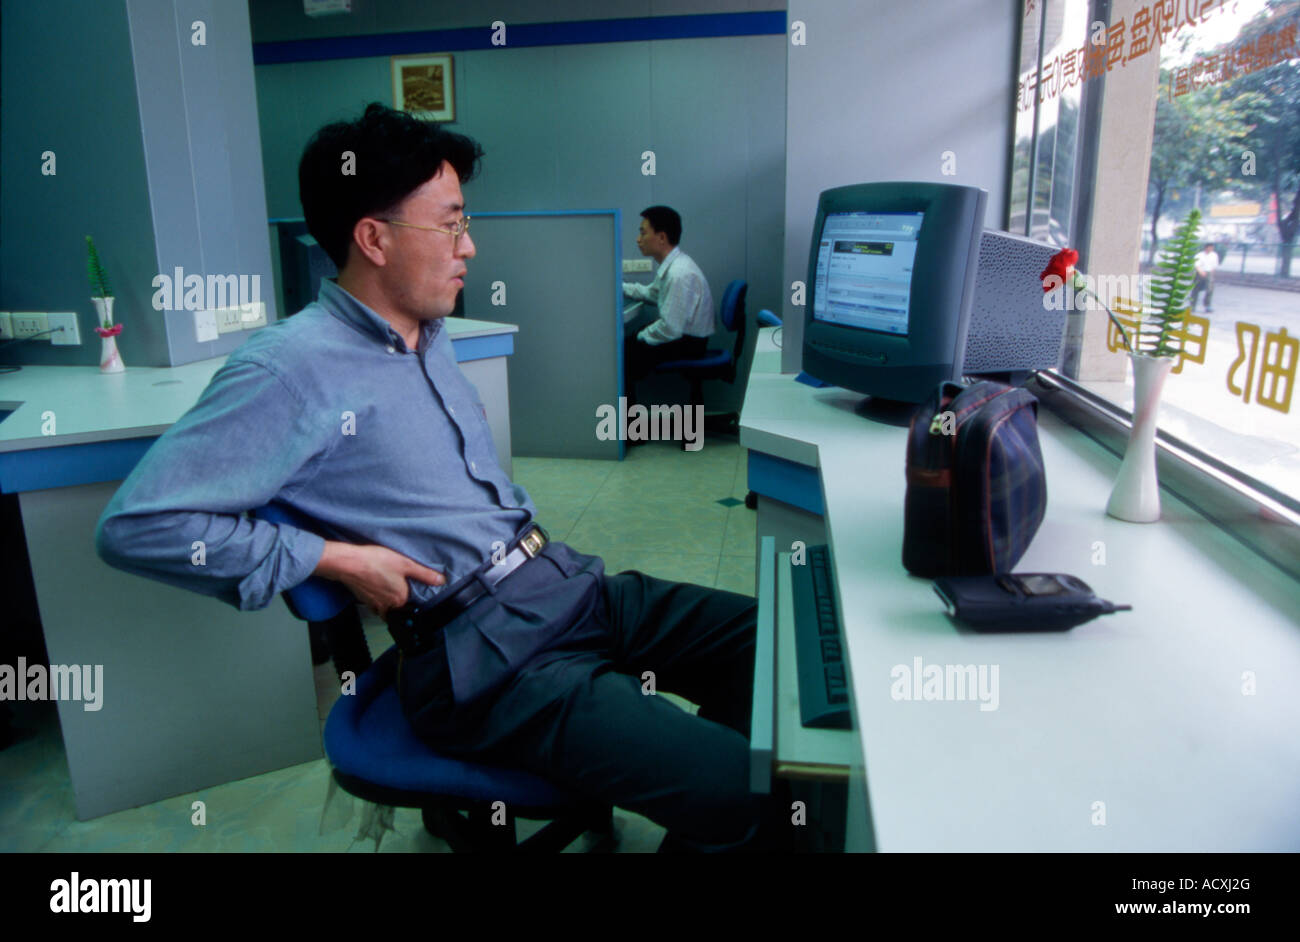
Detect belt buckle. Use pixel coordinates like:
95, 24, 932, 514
519, 527, 545, 558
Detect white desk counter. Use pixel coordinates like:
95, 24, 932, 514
741, 332, 1300, 852
0, 358, 226, 450
0, 316, 517, 819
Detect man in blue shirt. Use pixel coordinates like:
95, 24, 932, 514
95, 104, 788, 852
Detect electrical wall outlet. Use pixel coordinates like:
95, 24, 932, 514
193, 309, 219, 343
12, 313, 47, 340
0, 313, 12, 341
622, 258, 653, 273
212, 306, 245, 334
239, 301, 267, 329
47, 312, 81, 346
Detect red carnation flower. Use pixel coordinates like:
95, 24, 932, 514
1040, 248, 1079, 292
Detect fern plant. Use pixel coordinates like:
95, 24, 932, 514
86, 235, 112, 300
1143, 208, 1201, 358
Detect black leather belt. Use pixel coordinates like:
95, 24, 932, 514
387, 524, 548, 654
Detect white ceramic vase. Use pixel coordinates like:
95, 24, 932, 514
92, 296, 125, 374
1105, 352, 1174, 523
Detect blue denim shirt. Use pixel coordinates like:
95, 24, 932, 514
98, 280, 610, 704
96, 279, 542, 612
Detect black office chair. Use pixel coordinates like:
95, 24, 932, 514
652, 279, 771, 436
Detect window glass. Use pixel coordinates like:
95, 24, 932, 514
1011, 0, 1089, 245
1009, 2, 1043, 235
1016, 0, 1300, 502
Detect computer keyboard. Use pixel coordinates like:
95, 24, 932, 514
790, 544, 852, 729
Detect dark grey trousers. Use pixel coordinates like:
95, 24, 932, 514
394, 559, 781, 850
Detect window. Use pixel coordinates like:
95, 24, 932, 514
1011, 0, 1090, 245
1015, 0, 1300, 577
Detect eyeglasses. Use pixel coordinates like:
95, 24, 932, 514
377, 215, 471, 245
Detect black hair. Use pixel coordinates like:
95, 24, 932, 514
298, 103, 484, 270
640, 205, 682, 246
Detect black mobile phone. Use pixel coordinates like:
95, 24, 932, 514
932, 573, 1131, 632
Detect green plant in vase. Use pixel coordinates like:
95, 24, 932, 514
1038, 210, 1201, 522
86, 235, 125, 371
1103, 208, 1201, 522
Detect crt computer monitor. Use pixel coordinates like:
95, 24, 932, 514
801, 182, 988, 419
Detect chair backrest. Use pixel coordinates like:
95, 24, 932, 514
712, 279, 746, 383
251, 502, 354, 623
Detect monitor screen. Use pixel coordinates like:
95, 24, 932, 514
812, 211, 924, 336
800, 182, 988, 409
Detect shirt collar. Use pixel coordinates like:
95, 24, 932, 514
317, 279, 442, 353
658, 246, 681, 273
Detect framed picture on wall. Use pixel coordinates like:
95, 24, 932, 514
391, 53, 455, 121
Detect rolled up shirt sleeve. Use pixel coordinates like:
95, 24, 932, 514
95, 357, 335, 611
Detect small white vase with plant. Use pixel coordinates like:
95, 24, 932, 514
1040, 209, 1199, 522
87, 235, 125, 373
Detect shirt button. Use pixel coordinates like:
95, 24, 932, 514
448, 406, 456, 417
386, 345, 395, 354
470, 461, 478, 473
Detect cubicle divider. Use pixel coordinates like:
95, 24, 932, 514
461, 211, 624, 460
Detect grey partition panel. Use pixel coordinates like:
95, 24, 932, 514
22, 482, 321, 819
461, 212, 621, 460
127, 0, 278, 367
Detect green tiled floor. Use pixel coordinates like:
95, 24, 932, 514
0, 439, 756, 853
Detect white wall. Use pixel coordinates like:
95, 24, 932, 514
781, 0, 1020, 371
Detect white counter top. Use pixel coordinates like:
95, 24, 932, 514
741, 331, 1300, 851
0, 358, 228, 452
449, 317, 519, 339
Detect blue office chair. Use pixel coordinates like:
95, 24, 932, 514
253, 502, 616, 853
652, 279, 774, 435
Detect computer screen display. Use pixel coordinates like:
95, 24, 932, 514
801, 182, 987, 408
811, 211, 924, 335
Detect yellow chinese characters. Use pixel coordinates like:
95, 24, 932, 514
1229, 324, 1297, 414
1106, 299, 1205, 372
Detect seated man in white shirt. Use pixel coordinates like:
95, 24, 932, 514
622, 206, 715, 407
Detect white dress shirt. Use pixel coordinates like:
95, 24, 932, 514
1195, 249, 1219, 276
622, 246, 715, 345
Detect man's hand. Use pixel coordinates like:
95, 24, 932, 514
314, 541, 446, 618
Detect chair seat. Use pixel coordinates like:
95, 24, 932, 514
323, 647, 582, 808
254, 501, 354, 622
654, 349, 732, 372
287, 575, 355, 623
